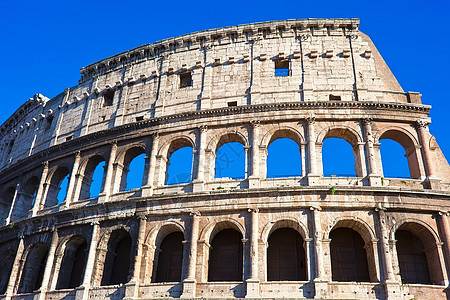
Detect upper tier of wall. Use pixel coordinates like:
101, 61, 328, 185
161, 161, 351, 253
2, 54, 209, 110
0, 19, 426, 170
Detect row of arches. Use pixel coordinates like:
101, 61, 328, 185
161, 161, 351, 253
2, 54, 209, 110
1, 217, 444, 296
0, 124, 427, 222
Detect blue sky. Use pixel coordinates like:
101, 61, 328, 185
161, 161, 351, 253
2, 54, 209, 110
2, 0, 449, 191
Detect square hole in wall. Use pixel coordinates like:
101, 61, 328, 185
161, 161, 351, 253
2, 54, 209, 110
103, 90, 114, 107
179, 72, 192, 88
329, 95, 341, 101
136, 116, 144, 122
275, 60, 290, 77
228, 101, 237, 107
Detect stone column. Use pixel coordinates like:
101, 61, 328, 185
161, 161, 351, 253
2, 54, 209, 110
6, 183, 20, 224
37, 228, 58, 299
142, 133, 160, 197
98, 141, 118, 202
78, 221, 100, 300
5, 235, 25, 297
362, 118, 381, 186
376, 207, 395, 282
311, 206, 328, 298
64, 151, 81, 207
182, 211, 200, 298
306, 117, 319, 185
248, 121, 261, 188
301, 143, 306, 177
438, 211, 450, 277
125, 216, 147, 299
246, 208, 260, 298
32, 161, 49, 216
416, 119, 441, 189
193, 126, 207, 192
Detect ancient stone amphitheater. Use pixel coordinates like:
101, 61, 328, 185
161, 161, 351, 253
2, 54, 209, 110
0, 18, 449, 300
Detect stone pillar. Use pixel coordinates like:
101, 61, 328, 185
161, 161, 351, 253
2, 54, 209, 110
193, 126, 207, 192
362, 119, 381, 186
5, 235, 25, 297
311, 206, 328, 298
416, 119, 441, 189
142, 133, 160, 197
306, 117, 320, 185
32, 161, 49, 216
438, 211, 450, 278
300, 143, 306, 177
36, 228, 58, 299
244, 146, 250, 180
246, 208, 260, 298
182, 211, 200, 298
64, 151, 81, 207
78, 221, 100, 300
98, 141, 118, 202
248, 121, 261, 188
5, 183, 20, 224
125, 216, 147, 299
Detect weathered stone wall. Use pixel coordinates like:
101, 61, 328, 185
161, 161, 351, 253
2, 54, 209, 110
0, 19, 449, 300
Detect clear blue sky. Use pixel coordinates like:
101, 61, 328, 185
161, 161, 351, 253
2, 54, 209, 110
2, 0, 449, 189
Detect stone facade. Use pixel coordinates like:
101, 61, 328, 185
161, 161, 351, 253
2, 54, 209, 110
0, 19, 448, 300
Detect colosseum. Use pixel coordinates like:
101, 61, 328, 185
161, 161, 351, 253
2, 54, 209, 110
0, 18, 448, 300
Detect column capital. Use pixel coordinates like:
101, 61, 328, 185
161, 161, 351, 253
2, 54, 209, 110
438, 211, 450, 217
309, 206, 321, 211
198, 125, 208, 132
190, 210, 201, 217
74, 150, 81, 158
362, 117, 373, 125
248, 208, 259, 213
305, 116, 316, 124
250, 120, 261, 127
42, 161, 49, 168
416, 119, 431, 129
151, 131, 160, 138
109, 139, 118, 146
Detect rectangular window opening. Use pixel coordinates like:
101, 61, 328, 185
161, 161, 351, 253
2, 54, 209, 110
136, 116, 144, 122
329, 95, 341, 101
103, 90, 114, 107
228, 101, 237, 107
275, 60, 290, 77
180, 72, 192, 88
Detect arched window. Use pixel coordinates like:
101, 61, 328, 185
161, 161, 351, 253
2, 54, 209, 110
208, 229, 243, 282
118, 147, 146, 191
0, 250, 15, 294
0, 186, 15, 221
378, 130, 421, 179
395, 230, 431, 284
12, 177, 39, 220
18, 242, 48, 293
322, 138, 356, 177
101, 230, 132, 286
267, 138, 301, 178
125, 153, 145, 190
46, 167, 70, 207
56, 236, 88, 289
154, 232, 184, 282
267, 228, 306, 281
166, 147, 193, 185
215, 142, 245, 179
79, 156, 106, 200
330, 228, 370, 282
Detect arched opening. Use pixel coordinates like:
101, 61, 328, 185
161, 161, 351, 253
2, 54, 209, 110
208, 229, 243, 282
12, 177, 39, 220
0, 250, 15, 294
0, 186, 15, 221
379, 130, 419, 179
330, 228, 370, 282
101, 229, 132, 286
45, 167, 70, 207
395, 230, 431, 284
166, 140, 194, 185
215, 142, 245, 179
119, 147, 146, 191
154, 232, 184, 283
56, 236, 88, 289
79, 156, 106, 200
18, 242, 49, 294
322, 138, 357, 177
267, 138, 302, 178
267, 228, 306, 281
